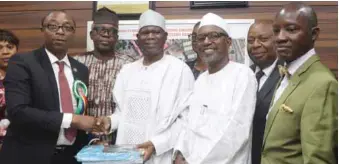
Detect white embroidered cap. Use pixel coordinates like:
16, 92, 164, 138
139, 9, 166, 31
199, 13, 230, 36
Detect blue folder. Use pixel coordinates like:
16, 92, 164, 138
76, 145, 143, 164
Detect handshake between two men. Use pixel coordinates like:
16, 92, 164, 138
70, 115, 112, 136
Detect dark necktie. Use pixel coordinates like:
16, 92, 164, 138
57, 61, 76, 142
255, 70, 265, 89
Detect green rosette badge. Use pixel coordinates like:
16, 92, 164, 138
73, 80, 88, 115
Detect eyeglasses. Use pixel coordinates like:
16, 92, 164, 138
43, 24, 75, 33
188, 33, 197, 42
93, 26, 118, 36
196, 32, 228, 43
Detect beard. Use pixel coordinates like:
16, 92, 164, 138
200, 51, 221, 66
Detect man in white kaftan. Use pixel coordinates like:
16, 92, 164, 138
174, 61, 256, 164
174, 13, 257, 164
112, 55, 194, 163
96, 10, 195, 164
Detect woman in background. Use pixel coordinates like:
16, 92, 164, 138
0, 29, 19, 147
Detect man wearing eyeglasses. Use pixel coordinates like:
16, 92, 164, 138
0, 11, 101, 164
186, 21, 207, 80
74, 7, 135, 145
138, 13, 257, 164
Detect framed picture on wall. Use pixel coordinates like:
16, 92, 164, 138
190, 1, 248, 9
93, 1, 155, 20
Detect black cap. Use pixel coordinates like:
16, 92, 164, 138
93, 7, 119, 26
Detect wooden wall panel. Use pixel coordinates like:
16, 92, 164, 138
0, 2, 92, 11
155, 1, 338, 8
249, 1, 337, 6
0, 1, 337, 73
317, 47, 338, 69
0, 10, 92, 29
156, 6, 337, 20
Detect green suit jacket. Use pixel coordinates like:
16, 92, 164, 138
261, 55, 338, 164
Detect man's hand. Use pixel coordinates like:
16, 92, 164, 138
137, 141, 155, 162
174, 151, 189, 164
92, 116, 111, 135
0, 127, 7, 137
0, 119, 10, 136
91, 139, 110, 146
71, 115, 96, 131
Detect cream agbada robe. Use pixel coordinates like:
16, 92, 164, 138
110, 55, 194, 164
174, 61, 257, 164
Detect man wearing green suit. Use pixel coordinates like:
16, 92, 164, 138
261, 2, 338, 164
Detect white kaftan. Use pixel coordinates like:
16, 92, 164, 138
174, 61, 257, 164
110, 55, 195, 164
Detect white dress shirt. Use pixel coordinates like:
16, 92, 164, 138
255, 59, 278, 90
270, 48, 316, 112
45, 48, 77, 145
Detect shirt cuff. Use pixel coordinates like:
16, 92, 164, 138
150, 133, 170, 156
61, 113, 73, 128
109, 114, 119, 132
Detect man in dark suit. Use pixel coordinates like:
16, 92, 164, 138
247, 20, 283, 164
0, 11, 100, 164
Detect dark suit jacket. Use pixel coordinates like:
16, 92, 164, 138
251, 60, 283, 164
0, 47, 89, 164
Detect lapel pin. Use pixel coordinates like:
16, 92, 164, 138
280, 104, 293, 113
72, 68, 78, 73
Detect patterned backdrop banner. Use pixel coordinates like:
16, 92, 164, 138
87, 19, 254, 65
